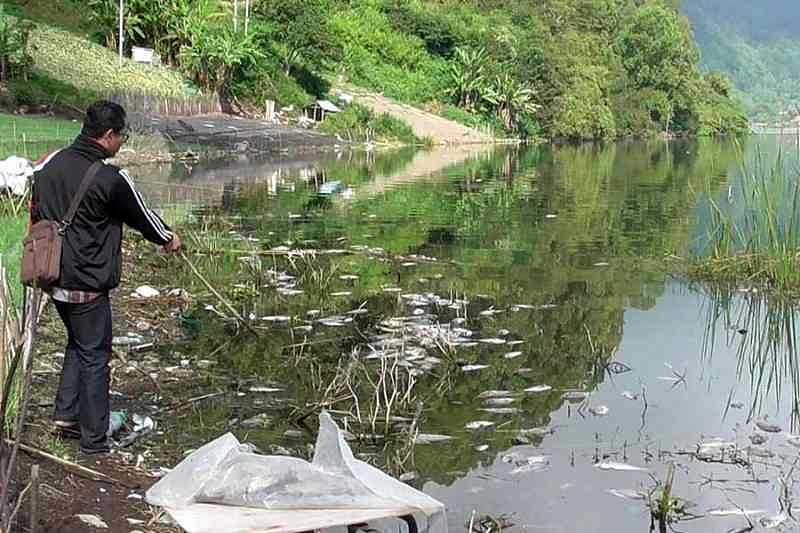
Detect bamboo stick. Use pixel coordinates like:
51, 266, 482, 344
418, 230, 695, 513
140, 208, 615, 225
179, 252, 260, 337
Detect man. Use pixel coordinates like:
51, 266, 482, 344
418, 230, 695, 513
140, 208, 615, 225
31, 101, 181, 454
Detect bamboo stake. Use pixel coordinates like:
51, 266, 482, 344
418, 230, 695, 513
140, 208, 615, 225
179, 252, 260, 337
29, 464, 38, 533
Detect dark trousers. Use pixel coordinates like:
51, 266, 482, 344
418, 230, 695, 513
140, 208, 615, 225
53, 294, 112, 451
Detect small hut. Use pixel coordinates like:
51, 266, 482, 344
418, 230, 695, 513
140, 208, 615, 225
306, 100, 341, 122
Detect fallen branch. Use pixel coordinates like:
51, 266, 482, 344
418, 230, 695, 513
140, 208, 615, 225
153, 391, 225, 415
4, 439, 129, 487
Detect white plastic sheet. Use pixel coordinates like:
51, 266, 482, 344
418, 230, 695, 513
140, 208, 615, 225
0, 156, 33, 196
147, 412, 447, 533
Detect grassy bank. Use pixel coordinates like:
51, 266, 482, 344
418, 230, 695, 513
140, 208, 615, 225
689, 146, 800, 294
0, 113, 79, 159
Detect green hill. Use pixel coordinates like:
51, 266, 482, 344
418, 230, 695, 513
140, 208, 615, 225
683, 0, 800, 118
1, 0, 747, 139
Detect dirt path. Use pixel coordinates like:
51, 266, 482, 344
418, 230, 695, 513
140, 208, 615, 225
351, 91, 493, 145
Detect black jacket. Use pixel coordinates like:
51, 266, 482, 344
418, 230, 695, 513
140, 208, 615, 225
31, 134, 173, 292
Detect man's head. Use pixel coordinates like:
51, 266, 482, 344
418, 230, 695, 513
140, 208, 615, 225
82, 101, 129, 156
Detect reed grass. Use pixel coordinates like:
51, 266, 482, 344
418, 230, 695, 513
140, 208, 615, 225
690, 143, 800, 293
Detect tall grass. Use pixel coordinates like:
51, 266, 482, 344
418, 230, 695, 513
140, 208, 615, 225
692, 143, 800, 293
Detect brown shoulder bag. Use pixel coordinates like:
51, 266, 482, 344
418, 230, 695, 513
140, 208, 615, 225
21, 162, 103, 288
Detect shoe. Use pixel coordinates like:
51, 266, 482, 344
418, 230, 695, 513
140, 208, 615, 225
52, 420, 80, 439
79, 445, 111, 456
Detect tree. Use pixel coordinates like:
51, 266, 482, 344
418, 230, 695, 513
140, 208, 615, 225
254, 0, 337, 75
0, 6, 32, 83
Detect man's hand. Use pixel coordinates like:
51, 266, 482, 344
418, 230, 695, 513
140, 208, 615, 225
162, 234, 182, 254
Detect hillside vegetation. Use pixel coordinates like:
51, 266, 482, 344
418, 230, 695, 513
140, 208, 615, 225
684, 0, 800, 118
1, 0, 747, 139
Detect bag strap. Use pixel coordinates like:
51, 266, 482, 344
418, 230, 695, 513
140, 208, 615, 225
60, 161, 103, 234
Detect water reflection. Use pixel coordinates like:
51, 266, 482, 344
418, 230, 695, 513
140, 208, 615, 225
702, 288, 800, 428
139, 137, 800, 532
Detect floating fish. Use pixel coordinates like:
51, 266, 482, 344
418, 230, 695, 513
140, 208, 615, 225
478, 390, 513, 399
621, 391, 639, 401
330, 291, 352, 297
756, 420, 782, 433
707, 508, 766, 517
510, 456, 549, 475
483, 398, 517, 407
525, 385, 552, 393
594, 262, 610, 267
504, 351, 523, 359
562, 391, 589, 401
475, 444, 489, 452
511, 304, 537, 310
594, 462, 649, 472
478, 338, 507, 345
261, 315, 291, 322
606, 361, 632, 374
507, 340, 525, 346
607, 489, 646, 501
697, 440, 736, 457
728, 401, 745, 409
339, 275, 359, 280
786, 434, 800, 448
589, 405, 610, 416
462, 364, 489, 372
382, 287, 403, 293
760, 512, 788, 529
480, 407, 520, 415
249, 386, 283, 393
465, 421, 495, 430
479, 308, 505, 317
414, 434, 453, 444
497, 329, 511, 337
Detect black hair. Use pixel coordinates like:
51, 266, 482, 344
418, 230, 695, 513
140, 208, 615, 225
81, 101, 127, 139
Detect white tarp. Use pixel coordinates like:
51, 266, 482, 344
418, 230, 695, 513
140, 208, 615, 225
0, 156, 33, 196
147, 412, 448, 533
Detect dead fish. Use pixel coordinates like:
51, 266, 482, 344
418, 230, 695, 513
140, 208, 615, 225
756, 420, 782, 433
414, 434, 453, 444
606, 361, 632, 374
483, 398, 517, 407
249, 387, 283, 393
607, 489, 646, 501
749, 433, 768, 445
497, 329, 511, 337
504, 351, 523, 359
729, 401, 745, 409
347, 308, 369, 315
746, 446, 774, 458
479, 308, 504, 317
786, 434, 800, 448
261, 315, 291, 322
707, 508, 766, 517
507, 340, 525, 346
461, 364, 489, 372
330, 291, 352, 297
589, 405, 609, 416
594, 462, 649, 472
478, 338, 507, 345
276, 288, 304, 296
475, 444, 489, 452
517, 427, 552, 436
760, 512, 788, 529
697, 440, 736, 457
465, 421, 495, 431
510, 456, 549, 475
480, 407, 520, 415
339, 275, 359, 280
621, 391, 639, 401
511, 304, 536, 311
594, 262, 610, 267
382, 287, 403, 293
562, 391, 589, 401
525, 385, 552, 393
477, 390, 513, 399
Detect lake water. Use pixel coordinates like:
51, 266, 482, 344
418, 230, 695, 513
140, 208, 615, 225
137, 138, 800, 532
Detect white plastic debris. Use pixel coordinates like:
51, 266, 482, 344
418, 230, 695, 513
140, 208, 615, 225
133, 285, 160, 298
0, 156, 33, 196
76, 514, 109, 528
147, 412, 447, 533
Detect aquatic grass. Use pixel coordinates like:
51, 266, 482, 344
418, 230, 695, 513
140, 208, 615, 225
691, 143, 800, 293
701, 286, 800, 428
